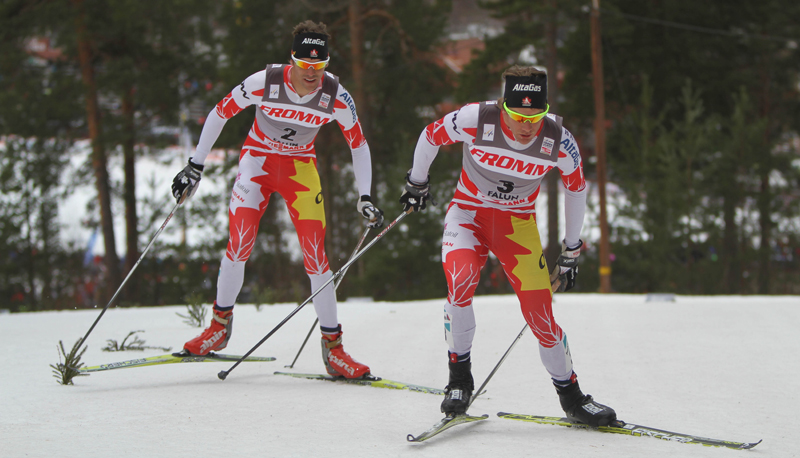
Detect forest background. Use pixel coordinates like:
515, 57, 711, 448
1, 0, 799, 313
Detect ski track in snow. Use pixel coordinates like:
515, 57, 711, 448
1, 293, 797, 457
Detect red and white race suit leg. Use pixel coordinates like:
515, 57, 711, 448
216, 152, 337, 330
275, 156, 369, 378
216, 150, 274, 308
489, 209, 574, 381
441, 204, 489, 359
184, 150, 271, 356
441, 203, 574, 381
277, 156, 338, 330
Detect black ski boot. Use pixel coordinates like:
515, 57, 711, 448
441, 360, 474, 416
555, 379, 617, 426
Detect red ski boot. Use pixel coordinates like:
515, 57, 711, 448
183, 307, 233, 356
320, 326, 370, 379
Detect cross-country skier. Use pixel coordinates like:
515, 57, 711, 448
171, 20, 382, 379
399, 66, 617, 425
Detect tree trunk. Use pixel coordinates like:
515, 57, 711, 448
73, 0, 122, 305
757, 67, 773, 295
757, 165, 771, 294
122, 86, 139, 303
590, 0, 612, 292
39, 201, 55, 307
25, 186, 37, 310
545, 0, 560, 267
349, 0, 368, 279
349, 0, 366, 127
722, 194, 739, 294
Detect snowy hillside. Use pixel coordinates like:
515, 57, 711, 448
2, 294, 797, 457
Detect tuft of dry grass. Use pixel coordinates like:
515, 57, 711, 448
50, 339, 89, 385
102, 330, 171, 352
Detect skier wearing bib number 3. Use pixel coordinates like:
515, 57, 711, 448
171, 21, 382, 379
400, 66, 617, 425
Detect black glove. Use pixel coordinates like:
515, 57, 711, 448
171, 158, 204, 203
357, 195, 384, 228
399, 170, 434, 212
550, 240, 582, 292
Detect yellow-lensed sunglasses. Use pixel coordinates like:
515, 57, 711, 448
503, 102, 550, 123
291, 55, 330, 71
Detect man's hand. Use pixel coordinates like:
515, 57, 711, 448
399, 171, 434, 212
550, 240, 582, 292
171, 159, 204, 203
357, 195, 384, 228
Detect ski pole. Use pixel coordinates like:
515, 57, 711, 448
549, 265, 562, 292
469, 280, 562, 405
469, 323, 528, 407
284, 320, 317, 370
76, 200, 182, 349
219, 209, 411, 380
284, 225, 371, 369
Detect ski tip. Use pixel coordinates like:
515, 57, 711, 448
406, 434, 418, 442
743, 439, 762, 449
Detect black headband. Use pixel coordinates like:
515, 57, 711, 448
292, 32, 329, 60
504, 73, 548, 109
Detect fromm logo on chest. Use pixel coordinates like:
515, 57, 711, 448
472, 149, 549, 176
262, 107, 329, 125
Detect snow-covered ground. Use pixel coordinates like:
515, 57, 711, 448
2, 293, 798, 457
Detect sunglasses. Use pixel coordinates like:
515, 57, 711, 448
503, 102, 550, 124
291, 55, 329, 71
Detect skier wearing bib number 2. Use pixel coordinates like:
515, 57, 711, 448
171, 21, 383, 379
400, 66, 617, 425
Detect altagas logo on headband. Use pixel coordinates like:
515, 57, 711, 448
513, 83, 542, 92
302, 38, 326, 46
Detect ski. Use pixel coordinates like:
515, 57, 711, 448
80, 350, 275, 373
497, 413, 761, 450
407, 414, 489, 442
274, 371, 444, 395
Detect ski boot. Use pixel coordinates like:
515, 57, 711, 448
183, 305, 233, 356
321, 325, 371, 379
555, 377, 617, 426
441, 356, 474, 416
